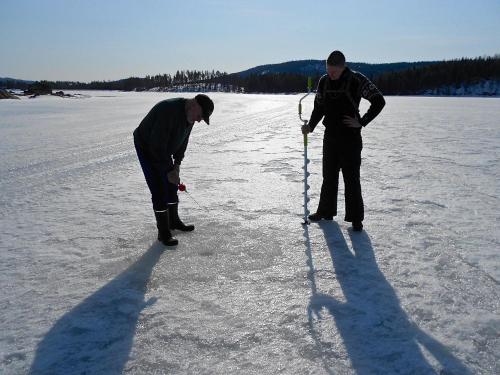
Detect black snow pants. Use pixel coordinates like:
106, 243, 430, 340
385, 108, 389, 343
317, 129, 364, 222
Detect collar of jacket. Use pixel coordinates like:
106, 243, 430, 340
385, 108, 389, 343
339, 66, 352, 81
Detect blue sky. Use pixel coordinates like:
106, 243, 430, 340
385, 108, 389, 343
1, 0, 499, 81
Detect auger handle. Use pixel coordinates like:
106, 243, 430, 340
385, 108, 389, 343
298, 77, 313, 122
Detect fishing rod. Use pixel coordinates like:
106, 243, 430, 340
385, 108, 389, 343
178, 183, 210, 213
298, 77, 313, 225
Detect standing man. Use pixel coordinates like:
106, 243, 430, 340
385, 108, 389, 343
302, 50, 385, 231
134, 94, 214, 246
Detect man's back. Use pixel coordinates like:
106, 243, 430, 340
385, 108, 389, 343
133, 98, 192, 170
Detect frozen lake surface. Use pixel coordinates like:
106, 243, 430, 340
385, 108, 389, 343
0, 92, 499, 374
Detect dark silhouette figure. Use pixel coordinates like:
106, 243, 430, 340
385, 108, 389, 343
304, 221, 471, 374
29, 243, 164, 374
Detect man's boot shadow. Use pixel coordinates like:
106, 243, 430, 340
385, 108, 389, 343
304, 221, 471, 374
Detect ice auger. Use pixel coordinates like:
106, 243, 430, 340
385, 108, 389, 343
298, 77, 312, 225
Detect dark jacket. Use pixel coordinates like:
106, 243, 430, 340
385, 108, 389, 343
309, 67, 385, 134
133, 98, 193, 173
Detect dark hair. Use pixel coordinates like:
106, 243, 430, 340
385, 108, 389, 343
326, 50, 346, 66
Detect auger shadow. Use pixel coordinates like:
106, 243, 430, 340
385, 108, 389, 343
29, 242, 164, 375
304, 221, 471, 374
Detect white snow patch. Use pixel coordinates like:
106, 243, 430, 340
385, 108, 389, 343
0, 93, 498, 374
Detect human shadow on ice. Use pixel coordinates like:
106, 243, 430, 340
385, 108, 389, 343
305, 221, 471, 375
29, 243, 164, 375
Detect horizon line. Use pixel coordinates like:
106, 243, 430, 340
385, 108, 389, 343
3, 54, 498, 83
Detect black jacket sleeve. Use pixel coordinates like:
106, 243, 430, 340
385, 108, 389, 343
308, 76, 327, 131
173, 125, 193, 165
355, 73, 385, 127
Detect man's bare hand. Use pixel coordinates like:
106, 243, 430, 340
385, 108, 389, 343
343, 115, 362, 128
301, 124, 312, 134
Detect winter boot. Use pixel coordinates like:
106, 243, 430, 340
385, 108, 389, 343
308, 212, 334, 222
154, 210, 178, 246
352, 221, 363, 232
169, 203, 195, 232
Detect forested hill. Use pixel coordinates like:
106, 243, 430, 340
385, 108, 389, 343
2, 56, 499, 96
373, 56, 500, 95
235, 60, 438, 79
217, 56, 500, 95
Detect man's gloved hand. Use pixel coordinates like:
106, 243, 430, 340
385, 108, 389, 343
167, 168, 180, 185
301, 124, 312, 134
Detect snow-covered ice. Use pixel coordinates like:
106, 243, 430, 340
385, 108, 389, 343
0, 92, 498, 374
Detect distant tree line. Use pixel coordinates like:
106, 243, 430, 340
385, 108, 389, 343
3, 56, 498, 95
211, 56, 500, 94
372, 56, 500, 95
10, 70, 229, 92
0, 79, 32, 90
211, 72, 311, 93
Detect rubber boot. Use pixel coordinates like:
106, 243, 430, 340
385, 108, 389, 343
169, 203, 195, 232
352, 221, 363, 232
154, 210, 178, 246
308, 212, 334, 222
